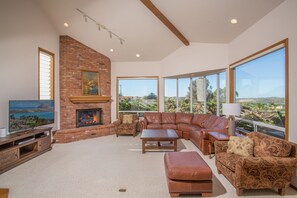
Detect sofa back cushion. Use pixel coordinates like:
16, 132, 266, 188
161, 113, 176, 124
144, 112, 161, 124
211, 116, 229, 130
202, 115, 219, 129
248, 132, 292, 157
191, 114, 210, 127
176, 113, 193, 124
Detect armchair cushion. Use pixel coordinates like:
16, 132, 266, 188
122, 114, 133, 124
248, 132, 293, 157
227, 136, 254, 157
254, 137, 292, 158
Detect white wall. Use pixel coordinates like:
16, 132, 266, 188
0, 0, 60, 131
161, 43, 229, 77
111, 61, 161, 121
229, 0, 297, 143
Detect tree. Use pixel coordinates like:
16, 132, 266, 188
144, 92, 157, 100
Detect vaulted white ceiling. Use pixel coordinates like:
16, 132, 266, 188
35, 0, 285, 62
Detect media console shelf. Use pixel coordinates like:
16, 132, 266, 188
0, 127, 52, 174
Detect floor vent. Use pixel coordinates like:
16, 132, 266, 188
119, 188, 127, 192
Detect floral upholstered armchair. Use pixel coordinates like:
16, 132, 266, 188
113, 114, 139, 137
215, 132, 297, 196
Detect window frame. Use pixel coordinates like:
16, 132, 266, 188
38, 47, 55, 100
229, 39, 289, 140
163, 70, 226, 115
116, 76, 159, 118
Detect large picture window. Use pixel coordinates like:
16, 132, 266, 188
230, 39, 288, 139
164, 79, 177, 112
117, 77, 159, 117
164, 71, 226, 115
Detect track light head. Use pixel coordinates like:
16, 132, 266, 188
96, 23, 101, 31
83, 15, 87, 22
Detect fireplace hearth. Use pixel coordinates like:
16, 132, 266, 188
76, 108, 103, 128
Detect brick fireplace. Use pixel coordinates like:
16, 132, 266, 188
54, 36, 115, 143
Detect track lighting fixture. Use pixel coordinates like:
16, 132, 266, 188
76, 8, 125, 45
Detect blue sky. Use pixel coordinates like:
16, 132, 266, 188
235, 48, 285, 98
119, 79, 158, 97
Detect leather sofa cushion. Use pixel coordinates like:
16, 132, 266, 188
248, 132, 292, 157
147, 124, 162, 129
191, 114, 210, 127
216, 152, 243, 172
211, 116, 228, 129
202, 115, 219, 129
162, 124, 177, 130
144, 112, 161, 124
177, 123, 190, 132
176, 113, 193, 124
164, 151, 212, 181
178, 124, 201, 132
162, 113, 176, 124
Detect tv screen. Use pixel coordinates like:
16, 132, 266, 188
9, 100, 55, 133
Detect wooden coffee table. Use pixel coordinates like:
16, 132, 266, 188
140, 129, 178, 154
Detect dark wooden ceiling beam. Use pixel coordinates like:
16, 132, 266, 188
140, 0, 190, 46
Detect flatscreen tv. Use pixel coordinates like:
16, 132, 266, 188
9, 100, 55, 133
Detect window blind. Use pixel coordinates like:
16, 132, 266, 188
39, 50, 53, 100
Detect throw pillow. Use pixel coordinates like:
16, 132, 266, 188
227, 136, 254, 157
122, 114, 133, 124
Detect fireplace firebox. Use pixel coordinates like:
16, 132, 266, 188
76, 108, 103, 128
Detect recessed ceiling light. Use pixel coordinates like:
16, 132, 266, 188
64, 22, 69, 27
230, 19, 238, 24
136, 54, 140, 58
110, 49, 114, 52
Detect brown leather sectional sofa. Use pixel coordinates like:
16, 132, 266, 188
141, 112, 228, 155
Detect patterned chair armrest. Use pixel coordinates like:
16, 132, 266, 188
214, 141, 228, 154
235, 157, 297, 189
113, 119, 121, 126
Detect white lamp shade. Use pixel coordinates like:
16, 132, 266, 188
222, 103, 241, 116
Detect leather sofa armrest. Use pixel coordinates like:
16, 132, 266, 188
201, 129, 228, 140
140, 118, 148, 130
214, 141, 228, 154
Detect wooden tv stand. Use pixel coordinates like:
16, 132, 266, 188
0, 127, 52, 174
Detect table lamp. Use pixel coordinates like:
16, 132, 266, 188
222, 103, 241, 136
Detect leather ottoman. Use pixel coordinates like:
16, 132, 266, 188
164, 151, 212, 197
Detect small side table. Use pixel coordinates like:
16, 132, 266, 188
208, 132, 229, 159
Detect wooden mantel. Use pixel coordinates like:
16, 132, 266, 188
68, 96, 111, 104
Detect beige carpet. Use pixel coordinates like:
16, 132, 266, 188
0, 134, 296, 198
